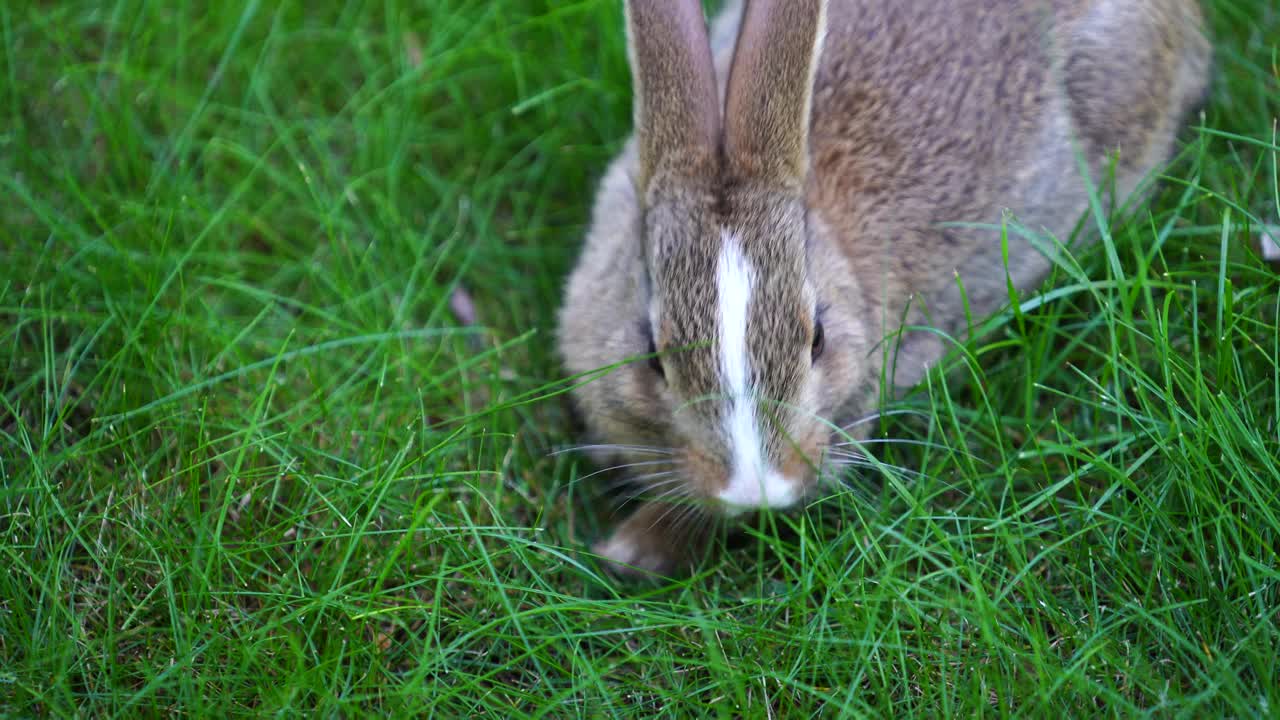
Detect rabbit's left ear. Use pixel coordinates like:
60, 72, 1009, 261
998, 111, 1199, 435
723, 0, 828, 188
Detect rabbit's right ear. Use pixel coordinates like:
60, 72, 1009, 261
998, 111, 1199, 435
624, 0, 721, 192
723, 0, 826, 189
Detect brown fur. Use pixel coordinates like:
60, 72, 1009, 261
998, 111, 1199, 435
625, 0, 721, 189
558, 0, 1211, 576
724, 0, 826, 185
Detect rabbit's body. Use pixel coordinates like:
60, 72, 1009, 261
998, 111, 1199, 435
772, 0, 1209, 385
559, 0, 1210, 575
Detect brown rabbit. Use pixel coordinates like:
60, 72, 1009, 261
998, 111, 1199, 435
557, 0, 1211, 576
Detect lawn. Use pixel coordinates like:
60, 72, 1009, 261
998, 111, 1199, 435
2, 0, 1278, 716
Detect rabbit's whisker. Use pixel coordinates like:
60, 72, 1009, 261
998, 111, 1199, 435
824, 452, 926, 480
570, 459, 675, 483
837, 408, 931, 433
550, 443, 676, 457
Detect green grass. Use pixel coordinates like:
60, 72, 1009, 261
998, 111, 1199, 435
2, 0, 1278, 716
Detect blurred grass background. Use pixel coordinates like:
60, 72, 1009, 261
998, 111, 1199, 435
2, 0, 1278, 716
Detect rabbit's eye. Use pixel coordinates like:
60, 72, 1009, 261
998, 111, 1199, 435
811, 320, 825, 363
647, 337, 665, 378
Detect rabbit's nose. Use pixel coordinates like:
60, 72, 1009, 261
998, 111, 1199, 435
716, 467, 800, 515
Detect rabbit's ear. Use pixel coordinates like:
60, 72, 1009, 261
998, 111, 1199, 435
625, 0, 721, 191
724, 0, 827, 188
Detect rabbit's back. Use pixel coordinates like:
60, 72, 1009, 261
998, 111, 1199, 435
709, 0, 1209, 377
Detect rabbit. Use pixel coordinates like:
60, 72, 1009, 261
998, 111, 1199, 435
557, 0, 1211, 576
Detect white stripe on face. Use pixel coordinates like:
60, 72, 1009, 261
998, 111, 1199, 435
716, 230, 797, 513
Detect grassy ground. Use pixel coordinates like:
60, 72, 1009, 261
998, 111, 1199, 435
2, 0, 1278, 716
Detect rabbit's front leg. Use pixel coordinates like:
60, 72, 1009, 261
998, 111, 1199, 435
593, 500, 712, 578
